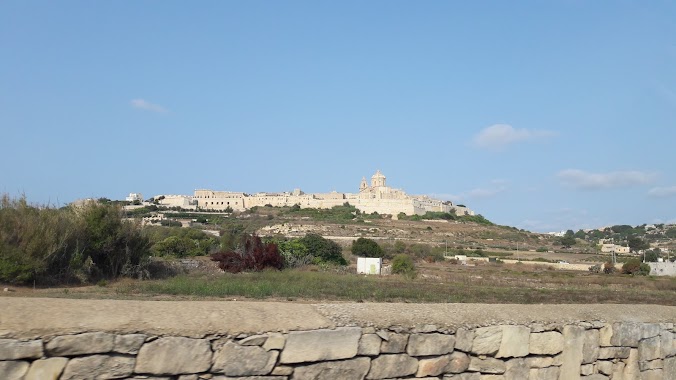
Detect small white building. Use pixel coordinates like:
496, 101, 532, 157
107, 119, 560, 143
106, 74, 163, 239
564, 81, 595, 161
126, 193, 144, 203
357, 258, 382, 275
648, 262, 676, 277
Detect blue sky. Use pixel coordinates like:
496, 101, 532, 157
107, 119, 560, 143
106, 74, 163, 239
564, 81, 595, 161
2, 1, 675, 232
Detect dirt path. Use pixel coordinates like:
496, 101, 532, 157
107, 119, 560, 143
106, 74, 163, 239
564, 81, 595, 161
1, 297, 674, 339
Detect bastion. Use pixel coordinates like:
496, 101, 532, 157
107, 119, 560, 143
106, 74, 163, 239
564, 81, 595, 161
0, 298, 674, 379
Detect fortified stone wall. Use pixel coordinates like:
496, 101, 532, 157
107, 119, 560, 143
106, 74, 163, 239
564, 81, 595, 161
166, 171, 469, 217
1, 299, 674, 380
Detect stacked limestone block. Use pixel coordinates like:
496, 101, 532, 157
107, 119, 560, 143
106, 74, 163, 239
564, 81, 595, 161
0, 322, 674, 379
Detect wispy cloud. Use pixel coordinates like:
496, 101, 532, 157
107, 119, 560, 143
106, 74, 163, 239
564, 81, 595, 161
130, 98, 168, 113
466, 180, 508, 199
472, 124, 557, 150
557, 169, 657, 190
430, 180, 507, 202
647, 186, 676, 198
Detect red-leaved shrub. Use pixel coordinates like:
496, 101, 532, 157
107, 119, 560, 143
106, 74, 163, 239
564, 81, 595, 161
211, 234, 284, 273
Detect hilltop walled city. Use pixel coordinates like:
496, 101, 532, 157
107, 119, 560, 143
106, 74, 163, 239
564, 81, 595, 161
139, 170, 474, 218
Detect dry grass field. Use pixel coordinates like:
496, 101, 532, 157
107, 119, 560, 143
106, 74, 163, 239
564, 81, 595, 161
5, 258, 675, 305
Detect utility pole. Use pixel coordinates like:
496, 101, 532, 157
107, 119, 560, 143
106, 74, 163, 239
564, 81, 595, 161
612, 246, 616, 265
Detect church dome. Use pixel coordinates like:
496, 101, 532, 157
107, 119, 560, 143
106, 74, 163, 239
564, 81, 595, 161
370, 170, 387, 188
371, 170, 386, 179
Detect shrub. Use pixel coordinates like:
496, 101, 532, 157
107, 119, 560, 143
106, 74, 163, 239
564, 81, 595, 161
277, 238, 313, 268
160, 220, 182, 227
408, 243, 432, 259
424, 252, 445, 263
622, 259, 651, 276
467, 249, 487, 257
210, 234, 284, 273
603, 261, 616, 274
588, 264, 602, 274
298, 234, 347, 265
351, 238, 384, 258
392, 254, 416, 277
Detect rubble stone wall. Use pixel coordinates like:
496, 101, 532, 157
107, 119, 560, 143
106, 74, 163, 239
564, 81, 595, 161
1, 321, 674, 380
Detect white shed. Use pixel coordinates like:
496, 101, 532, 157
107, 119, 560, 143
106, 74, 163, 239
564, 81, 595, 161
357, 258, 382, 275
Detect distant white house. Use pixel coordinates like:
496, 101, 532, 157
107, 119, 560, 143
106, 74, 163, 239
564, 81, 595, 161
600, 244, 630, 254
126, 193, 143, 203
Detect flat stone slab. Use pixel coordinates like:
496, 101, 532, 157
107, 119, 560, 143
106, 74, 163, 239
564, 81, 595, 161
0, 339, 43, 360
279, 327, 361, 364
135, 337, 212, 375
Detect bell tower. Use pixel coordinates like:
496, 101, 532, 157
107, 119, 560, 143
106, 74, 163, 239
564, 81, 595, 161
359, 177, 368, 192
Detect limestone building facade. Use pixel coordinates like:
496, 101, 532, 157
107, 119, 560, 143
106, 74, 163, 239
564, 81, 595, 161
157, 171, 473, 217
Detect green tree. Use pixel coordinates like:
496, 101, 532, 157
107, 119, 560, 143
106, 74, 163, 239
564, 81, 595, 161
298, 233, 347, 265
351, 238, 384, 258
643, 249, 660, 263
611, 225, 634, 235
559, 235, 577, 248
80, 203, 150, 279
627, 237, 650, 253
622, 259, 651, 275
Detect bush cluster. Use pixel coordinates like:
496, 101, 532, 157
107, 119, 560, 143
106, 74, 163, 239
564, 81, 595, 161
146, 226, 218, 258
0, 195, 149, 284
392, 254, 416, 278
351, 237, 384, 258
213, 233, 348, 272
